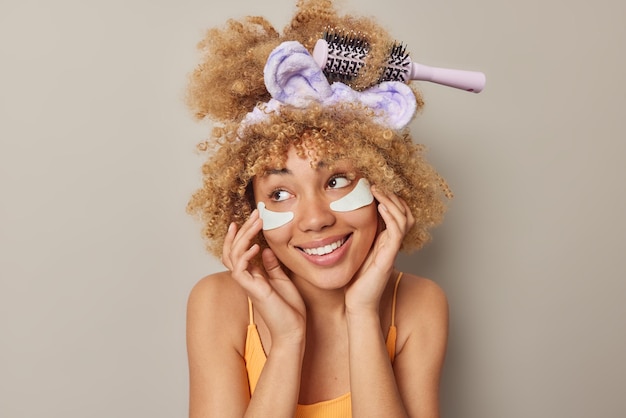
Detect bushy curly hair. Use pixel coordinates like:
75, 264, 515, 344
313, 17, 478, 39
186, 0, 451, 258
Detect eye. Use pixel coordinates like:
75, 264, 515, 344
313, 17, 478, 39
269, 189, 293, 202
328, 175, 352, 189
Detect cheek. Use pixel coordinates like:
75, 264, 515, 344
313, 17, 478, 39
349, 203, 380, 238
262, 226, 292, 249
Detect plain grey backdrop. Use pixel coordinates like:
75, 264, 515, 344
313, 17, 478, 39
1, 0, 624, 417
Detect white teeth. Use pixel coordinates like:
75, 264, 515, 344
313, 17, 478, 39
302, 238, 345, 256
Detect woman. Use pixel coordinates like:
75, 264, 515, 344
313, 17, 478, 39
185, 1, 450, 416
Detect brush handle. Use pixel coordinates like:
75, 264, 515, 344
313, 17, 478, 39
409, 63, 486, 93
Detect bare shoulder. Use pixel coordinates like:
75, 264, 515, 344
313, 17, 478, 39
391, 273, 449, 416
188, 270, 248, 311
187, 271, 249, 354
394, 273, 449, 352
188, 271, 247, 312
187, 272, 252, 415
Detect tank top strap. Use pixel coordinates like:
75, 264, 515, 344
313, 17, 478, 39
386, 271, 403, 362
390, 271, 403, 327
247, 297, 255, 325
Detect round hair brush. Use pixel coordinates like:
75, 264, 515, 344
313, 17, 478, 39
312, 32, 486, 93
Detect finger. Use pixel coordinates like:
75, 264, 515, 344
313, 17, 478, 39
232, 243, 261, 275
376, 189, 413, 219
230, 209, 261, 249
384, 195, 413, 232
372, 186, 406, 216
372, 187, 413, 232
228, 210, 263, 264
223, 210, 259, 267
230, 244, 277, 300
401, 198, 416, 230
221, 222, 237, 269
261, 248, 286, 279
374, 208, 398, 240
262, 248, 302, 302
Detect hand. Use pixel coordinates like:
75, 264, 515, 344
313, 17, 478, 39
345, 186, 415, 314
222, 210, 306, 345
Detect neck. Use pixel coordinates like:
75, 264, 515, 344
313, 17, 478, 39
291, 275, 347, 319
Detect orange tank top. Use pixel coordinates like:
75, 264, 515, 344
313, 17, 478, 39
244, 272, 403, 418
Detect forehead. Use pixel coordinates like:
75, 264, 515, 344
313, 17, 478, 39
259, 144, 355, 173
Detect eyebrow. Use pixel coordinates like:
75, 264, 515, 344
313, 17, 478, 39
265, 168, 292, 176
263, 160, 334, 176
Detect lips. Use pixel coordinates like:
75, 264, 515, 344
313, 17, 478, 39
301, 237, 346, 256
297, 234, 351, 257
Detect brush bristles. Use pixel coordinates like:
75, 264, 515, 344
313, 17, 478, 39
321, 30, 411, 85
322, 30, 369, 83
380, 42, 411, 82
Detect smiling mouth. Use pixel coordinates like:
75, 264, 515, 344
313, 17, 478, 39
299, 235, 350, 256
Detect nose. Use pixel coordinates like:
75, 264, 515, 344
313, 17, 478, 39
296, 194, 336, 232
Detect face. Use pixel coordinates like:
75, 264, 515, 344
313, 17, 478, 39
252, 146, 379, 290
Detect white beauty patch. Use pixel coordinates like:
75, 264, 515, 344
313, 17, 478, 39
257, 202, 294, 230
329, 178, 374, 212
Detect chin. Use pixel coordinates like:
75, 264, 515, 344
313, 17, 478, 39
289, 264, 359, 291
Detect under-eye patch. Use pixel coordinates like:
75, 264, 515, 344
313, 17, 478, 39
330, 178, 374, 212
257, 178, 373, 230
258, 202, 294, 230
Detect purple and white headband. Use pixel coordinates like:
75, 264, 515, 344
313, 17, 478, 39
240, 41, 417, 131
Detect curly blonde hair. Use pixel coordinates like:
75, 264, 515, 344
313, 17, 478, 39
186, 0, 451, 258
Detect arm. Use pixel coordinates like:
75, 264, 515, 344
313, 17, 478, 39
393, 278, 449, 418
245, 333, 305, 417
345, 186, 448, 416
187, 274, 250, 417
346, 277, 448, 418
345, 187, 415, 417
346, 306, 408, 417
187, 269, 306, 418
221, 210, 307, 417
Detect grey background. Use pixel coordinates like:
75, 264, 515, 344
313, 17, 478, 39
1, 0, 624, 417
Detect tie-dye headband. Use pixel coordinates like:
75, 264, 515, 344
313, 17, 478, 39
240, 41, 417, 131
